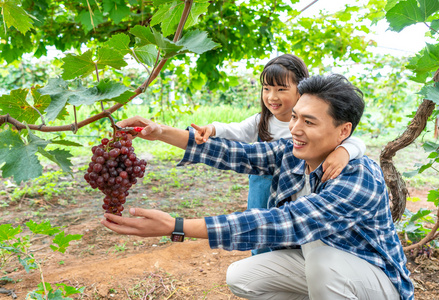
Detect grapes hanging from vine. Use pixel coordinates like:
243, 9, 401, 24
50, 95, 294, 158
84, 130, 147, 220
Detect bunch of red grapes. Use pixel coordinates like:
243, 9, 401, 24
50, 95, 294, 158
84, 130, 147, 217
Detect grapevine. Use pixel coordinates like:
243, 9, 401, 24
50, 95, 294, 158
84, 129, 147, 220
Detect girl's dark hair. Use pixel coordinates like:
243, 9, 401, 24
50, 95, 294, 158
258, 54, 309, 141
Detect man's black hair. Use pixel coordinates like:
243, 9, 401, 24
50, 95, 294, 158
297, 74, 364, 135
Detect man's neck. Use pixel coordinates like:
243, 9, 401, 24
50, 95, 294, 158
306, 162, 320, 173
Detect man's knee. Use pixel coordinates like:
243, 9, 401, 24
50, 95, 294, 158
226, 260, 249, 296
226, 260, 239, 287
304, 246, 350, 294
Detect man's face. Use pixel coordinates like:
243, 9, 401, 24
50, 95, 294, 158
289, 94, 351, 171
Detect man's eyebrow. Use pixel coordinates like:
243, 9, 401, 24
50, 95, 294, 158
291, 108, 318, 120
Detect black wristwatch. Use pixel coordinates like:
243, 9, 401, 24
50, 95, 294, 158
170, 217, 185, 242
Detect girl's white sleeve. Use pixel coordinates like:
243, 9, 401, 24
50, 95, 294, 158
212, 114, 259, 143
339, 136, 366, 160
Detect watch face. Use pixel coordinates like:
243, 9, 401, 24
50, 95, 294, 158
171, 233, 184, 242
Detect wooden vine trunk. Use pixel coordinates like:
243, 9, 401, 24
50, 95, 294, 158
380, 99, 436, 222
381, 68, 438, 224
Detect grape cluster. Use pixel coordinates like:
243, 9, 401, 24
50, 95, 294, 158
84, 131, 147, 218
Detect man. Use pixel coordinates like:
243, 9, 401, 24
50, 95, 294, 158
102, 74, 413, 299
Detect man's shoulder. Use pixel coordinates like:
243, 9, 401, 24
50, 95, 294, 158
344, 156, 385, 181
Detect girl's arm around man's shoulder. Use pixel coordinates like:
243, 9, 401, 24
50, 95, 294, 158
339, 136, 366, 160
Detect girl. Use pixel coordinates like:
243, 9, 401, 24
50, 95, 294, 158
191, 54, 365, 255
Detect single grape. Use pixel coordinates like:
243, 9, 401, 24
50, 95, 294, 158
96, 156, 105, 164
95, 148, 105, 156
93, 163, 103, 173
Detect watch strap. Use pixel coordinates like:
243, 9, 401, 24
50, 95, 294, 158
171, 217, 184, 242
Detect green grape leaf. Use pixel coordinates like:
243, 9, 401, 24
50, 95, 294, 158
129, 25, 156, 46
151, 1, 209, 37
47, 289, 65, 300
31, 87, 52, 120
0, 224, 22, 242
133, 44, 158, 66
431, 19, 439, 34
111, 90, 136, 104
36, 282, 54, 294
50, 232, 82, 253
406, 43, 439, 83
37, 148, 74, 174
153, 0, 174, 5
97, 46, 128, 69
67, 79, 134, 105
103, 0, 130, 24
0, 89, 47, 124
55, 283, 85, 297
402, 169, 420, 178
18, 255, 38, 273
419, 0, 439, 20
78, 9, 104, 31
1, 0, 35, 33
386, 0, 423, 32
27, 129, 51, 149
423, 141, 439, 152
25, 220, 61, 236
0, 129, 46, 184
104, 33, 131, 55
148, 28, 183, 58
184, 2, 210, 29
418, 83, 439, 104
61, 50, 96, 80
190, 75, 206, 90
150, 1, 175, 28
50, 139, 83, 147
175, 29, 220, 56
427, 189, 439, 206
386, 0, 439, 32
385, 0, 399, 11
409, 207, 432, 223
38, 78, 86, 122
428, 151, 438, 158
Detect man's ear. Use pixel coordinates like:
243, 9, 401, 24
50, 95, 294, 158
339, 122, 352, 142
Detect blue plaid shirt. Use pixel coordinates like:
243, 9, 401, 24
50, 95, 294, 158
178, 128, 413, 300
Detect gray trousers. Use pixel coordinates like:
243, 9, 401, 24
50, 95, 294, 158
226, 240, 400, 300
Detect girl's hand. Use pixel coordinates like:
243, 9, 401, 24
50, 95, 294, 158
322, 147, 349, 182
191, 123, 216, 144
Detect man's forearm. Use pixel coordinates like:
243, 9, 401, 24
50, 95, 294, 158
158, 124, 189, 149
185, 219, 208, 238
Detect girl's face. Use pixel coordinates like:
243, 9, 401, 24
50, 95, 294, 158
262, 77, 300, 122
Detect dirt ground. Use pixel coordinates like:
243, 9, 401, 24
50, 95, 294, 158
0, 158, 438, 299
